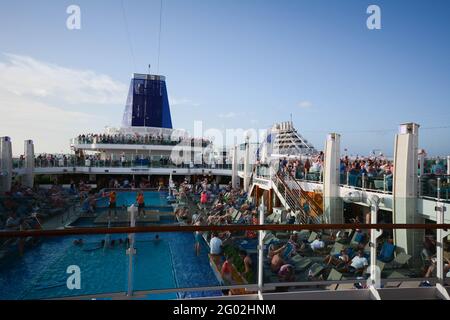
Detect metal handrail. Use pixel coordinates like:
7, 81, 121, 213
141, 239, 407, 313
271, 174, 307, 223
2, 223, 449, 238
280, 172, 323, 218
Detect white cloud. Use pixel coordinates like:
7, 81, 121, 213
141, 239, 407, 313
0, 53, 127, 105
298, 100, 313, 109
219, 112, 238, 118
169, 96, 200, 107
0, 53, 126, 155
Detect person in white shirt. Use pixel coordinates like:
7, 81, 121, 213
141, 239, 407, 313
310, 235, 325, 251
349, 250, 369, 275
210, 232, 223, 255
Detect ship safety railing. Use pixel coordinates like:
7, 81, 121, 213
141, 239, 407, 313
12, 157, 232, 171
1, 222, 449, 300
419, 174, 450, 202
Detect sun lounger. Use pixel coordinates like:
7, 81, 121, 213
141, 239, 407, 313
393, 252, 411, 266
233, 211, 242, 223
265, 213, 276, 224
327, 268, 343, 281
263, 233, 278, 245
385, 252, 412, 269
295, 230, 311, 242
293, 256, 313, 271
330, 242, 346, 256
230, 209, 239, 221
308, 263, 324, 277
307, 231, 318, 243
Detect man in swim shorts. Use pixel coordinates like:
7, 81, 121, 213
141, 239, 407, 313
108, 191, 117, 219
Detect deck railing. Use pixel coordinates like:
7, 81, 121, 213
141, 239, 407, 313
1, 222, 449, 300
12, 157, 232, 171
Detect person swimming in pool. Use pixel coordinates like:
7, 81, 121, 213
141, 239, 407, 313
154, 234, 161, 244
194, 221, 202, 256
73, 239, 84, 246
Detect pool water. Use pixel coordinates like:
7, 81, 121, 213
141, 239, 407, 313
0, 191, 222, 300
0, 232, 221, 299
96, 191, 172, 212
68, 215, 176, 228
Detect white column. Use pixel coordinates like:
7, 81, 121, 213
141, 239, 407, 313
368, 196, 382, 288
447, 155, 450, 175
435, 204, 449, 285
258, 195, 265, 297
393, 123, 423, 263
0, 137, 13, 193
323, 133, 343, 223
231, 144, 238, 189
23, 140, 34, 188
418, 150, 425, 177
127, 205, 137, 296
243, 137, 251, 192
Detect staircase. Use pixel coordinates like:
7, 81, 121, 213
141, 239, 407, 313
271, 172, 323, 224
270, 174, 308, 224
281, 172, 323, 218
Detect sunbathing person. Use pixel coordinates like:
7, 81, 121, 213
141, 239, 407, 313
221, 254, 234, 284
339, 250, 368, 276
271, 253, 286, 273
239, 250, 253, 279
324, 249, 350, 267
310, 234, 325, 252
278, 264, 295, 282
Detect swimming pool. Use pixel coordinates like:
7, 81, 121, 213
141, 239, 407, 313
0, 232, 222, 299
96, 191, 173, 212
0, 192, 222, 299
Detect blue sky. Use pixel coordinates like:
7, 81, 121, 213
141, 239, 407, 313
0, 0, 449, 156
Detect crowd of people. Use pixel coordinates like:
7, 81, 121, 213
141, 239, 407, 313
170, 178, 257, 285
275, 153, 395, 189
0, 182, 79, 256
76, 133, 211, 148
15, 152, 224, 170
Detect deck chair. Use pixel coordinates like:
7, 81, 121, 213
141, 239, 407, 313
232, 211, 242, 223
308, 263, 325, 278
385, 252, 412, 269
263, 233, 278, 246
294, 258, 313, 272
307, 231, 318, 243
230, 209, 239, 221
350, 231, 366, 247
291, 255, 313, 271
265, 213, 276, 224
330, 242, 346, 256
295, 230, 311, 242
327, 268, 343, 281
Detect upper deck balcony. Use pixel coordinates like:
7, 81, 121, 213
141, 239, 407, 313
71, 134, 212, 152
12, 156, 232, 176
